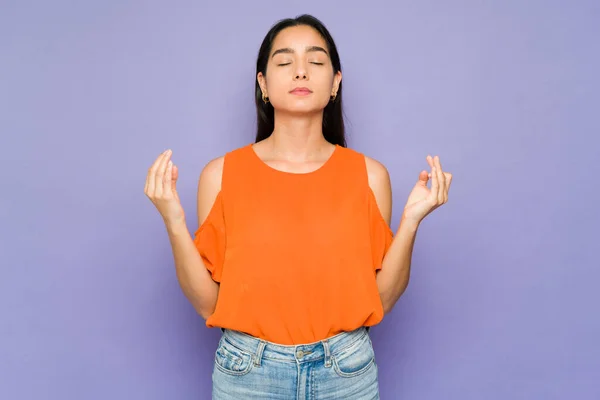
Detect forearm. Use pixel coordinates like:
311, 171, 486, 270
165, 219, 220, 319
376, 216, 420, 315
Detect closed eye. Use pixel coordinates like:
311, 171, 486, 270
277, 62, 324, 66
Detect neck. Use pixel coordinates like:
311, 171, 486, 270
267, 111, 331, 160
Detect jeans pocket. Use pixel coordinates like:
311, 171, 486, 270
332, 333, 376, 378
214, 336, 254, 376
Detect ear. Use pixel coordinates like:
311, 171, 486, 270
332, 70, 342, 93
257, 72, 267, 96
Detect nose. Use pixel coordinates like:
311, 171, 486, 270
293, 62, 308, 80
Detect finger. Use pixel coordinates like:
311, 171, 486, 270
445, 172, 453, 189
145, 154, 162, 194
436, 158, 450, 203
430, 165, 439, 202
426, 155, 434, 184
164, 160, 173, 196
438, 161, 447, 203
426, 155, 434, 169
444, 172, 453, 200
434, 156, 445, 203
154, 149, 171, 197
171, 164, 179, 192
149, 150, 167, 196
147, 151, 167, 196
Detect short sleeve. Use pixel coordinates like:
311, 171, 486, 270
368, 187, 394, 272
193, 191, 225, 282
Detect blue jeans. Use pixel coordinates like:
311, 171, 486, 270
212, 326, 379, 399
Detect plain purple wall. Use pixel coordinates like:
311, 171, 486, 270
1, 1, 598, 399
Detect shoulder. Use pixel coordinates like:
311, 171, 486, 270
363, 155, 390, 191
195, 144, 249, 224
197, 143, 251, 190
363, 153, 393, 225
196, 155, 225, 225
198, 155, 225, 192
342, 146, 391, 191
196, 144, 253, 222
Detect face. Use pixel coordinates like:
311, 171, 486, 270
257, 25, 342, 114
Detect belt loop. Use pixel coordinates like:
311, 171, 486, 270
254, 340, 266, 366
322, 339, 332, 368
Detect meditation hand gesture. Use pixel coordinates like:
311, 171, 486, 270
402, 155, 453, 225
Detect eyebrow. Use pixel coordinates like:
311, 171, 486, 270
271, 46, 329, 58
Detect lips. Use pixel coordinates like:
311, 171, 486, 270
290, 87, 313, 95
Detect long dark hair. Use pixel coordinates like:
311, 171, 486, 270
254, 14, 346, 147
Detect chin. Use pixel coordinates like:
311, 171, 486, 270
276, 100, 328, 114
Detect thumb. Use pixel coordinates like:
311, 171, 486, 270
417, 170, 429, 186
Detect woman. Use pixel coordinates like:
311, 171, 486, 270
145, 14, 452, 399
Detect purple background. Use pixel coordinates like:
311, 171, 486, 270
1, 1, 599, 399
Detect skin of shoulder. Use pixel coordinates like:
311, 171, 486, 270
196, 155, 225, 227
364, 155, 393, 226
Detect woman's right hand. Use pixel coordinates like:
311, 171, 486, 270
144, 149, 185, 225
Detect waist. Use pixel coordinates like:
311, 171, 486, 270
220, 326, 370, 363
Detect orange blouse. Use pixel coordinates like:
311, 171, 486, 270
193, 143, 394, 345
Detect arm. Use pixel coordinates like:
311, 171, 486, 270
365, 156, 419, 316
166, 156, 224, 320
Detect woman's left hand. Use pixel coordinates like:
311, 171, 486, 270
402, 155, 453, 225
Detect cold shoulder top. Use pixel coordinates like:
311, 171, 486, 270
193, 143, 394, 345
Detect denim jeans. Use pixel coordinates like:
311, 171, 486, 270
212, 326, 379, 399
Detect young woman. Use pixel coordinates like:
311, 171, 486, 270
145, 14, 452, 400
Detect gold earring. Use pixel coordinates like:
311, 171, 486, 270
330, 93, 337, 101
262, 93, 269, 103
